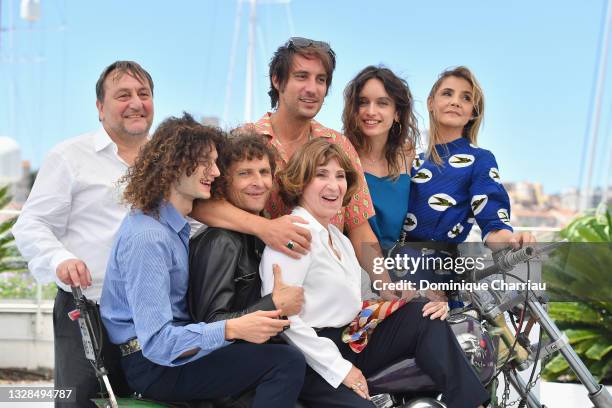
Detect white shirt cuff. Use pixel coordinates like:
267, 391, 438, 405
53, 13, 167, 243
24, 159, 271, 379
324, 355, 353, 389
50, 249, 78, 286
50, 250, 79, 278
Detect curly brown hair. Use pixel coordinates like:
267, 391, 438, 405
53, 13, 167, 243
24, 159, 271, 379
342, 65, 419, 180
122, 112, 225, 216
277, 138, 359, 209
212, 131, 278, 200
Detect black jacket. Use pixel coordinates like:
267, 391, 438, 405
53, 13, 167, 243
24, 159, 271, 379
188, 227, 275, 323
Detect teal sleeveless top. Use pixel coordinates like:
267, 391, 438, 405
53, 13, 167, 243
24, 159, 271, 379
365, 173, 411, 252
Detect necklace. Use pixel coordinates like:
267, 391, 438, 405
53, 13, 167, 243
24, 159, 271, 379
362, 153, 386, 166
286, 133, 312, 145
270, 117, 312, 146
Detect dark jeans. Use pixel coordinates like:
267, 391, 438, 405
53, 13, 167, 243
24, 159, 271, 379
121, 342, 305, 408
298, 301, 489, 408
53, 288, 131, 407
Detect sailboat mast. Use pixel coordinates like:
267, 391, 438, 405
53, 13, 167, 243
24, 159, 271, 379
244, 0, 256, 123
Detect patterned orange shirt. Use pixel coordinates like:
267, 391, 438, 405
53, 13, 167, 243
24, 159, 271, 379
249, 112, 375, 232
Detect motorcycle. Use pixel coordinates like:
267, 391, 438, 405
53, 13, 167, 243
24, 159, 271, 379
367, 241, 612, 408
70, 241, 611, 407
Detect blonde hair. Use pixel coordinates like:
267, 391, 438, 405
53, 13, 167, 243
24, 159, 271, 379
277, 138, 359, 209
427, 66, 484, 165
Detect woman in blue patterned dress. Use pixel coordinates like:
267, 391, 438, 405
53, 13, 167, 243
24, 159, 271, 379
405, 66, 534, 251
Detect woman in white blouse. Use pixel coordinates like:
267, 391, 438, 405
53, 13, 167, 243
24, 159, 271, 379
260, 138, 489, 408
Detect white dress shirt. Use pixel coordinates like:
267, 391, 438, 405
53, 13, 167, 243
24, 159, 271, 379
260, 206, 362, 388
13, 128, 130, 300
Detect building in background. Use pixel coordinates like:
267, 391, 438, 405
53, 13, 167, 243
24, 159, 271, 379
503, 181, 611, 230
0, 137, 21, 192
0, 137, 33, 210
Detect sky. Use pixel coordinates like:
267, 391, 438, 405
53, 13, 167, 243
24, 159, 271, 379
0, 0, 611, 195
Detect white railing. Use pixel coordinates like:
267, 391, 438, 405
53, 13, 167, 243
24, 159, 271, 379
0, 208, 49, 342
514, 226, 561, 233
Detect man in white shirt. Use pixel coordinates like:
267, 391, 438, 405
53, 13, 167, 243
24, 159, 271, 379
12, 60, 154, 407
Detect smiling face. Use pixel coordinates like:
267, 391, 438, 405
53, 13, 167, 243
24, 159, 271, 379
175, 145, 221, 203
273, 54, 328, 120
357, 78, 399, 141
96, 70, 154, 141
299, 158, 347, 227
226, 156, 273, 214
428, 75, 475, 137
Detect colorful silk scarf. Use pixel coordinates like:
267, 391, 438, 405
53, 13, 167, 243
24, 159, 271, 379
342, 299, 408, 353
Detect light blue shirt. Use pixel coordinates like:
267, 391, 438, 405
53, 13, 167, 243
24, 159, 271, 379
100, 202, 230, 367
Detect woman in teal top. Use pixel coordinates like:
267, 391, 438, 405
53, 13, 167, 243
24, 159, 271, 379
342, 66, 419, 252
364, 168, 410, 251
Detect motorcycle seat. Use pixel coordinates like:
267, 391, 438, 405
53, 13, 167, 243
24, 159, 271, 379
367, 358, 439, 395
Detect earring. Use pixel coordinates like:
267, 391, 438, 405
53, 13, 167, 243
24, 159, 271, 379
394, 121, 402, 135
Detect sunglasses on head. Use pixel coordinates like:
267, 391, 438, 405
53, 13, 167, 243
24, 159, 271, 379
286, 37, 336, 64
287, 37, 329, 49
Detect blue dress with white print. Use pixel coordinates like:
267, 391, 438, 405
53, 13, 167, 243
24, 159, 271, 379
404, 137, 513, 243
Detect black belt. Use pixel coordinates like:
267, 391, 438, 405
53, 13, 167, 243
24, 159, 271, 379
313, 326, 341, 333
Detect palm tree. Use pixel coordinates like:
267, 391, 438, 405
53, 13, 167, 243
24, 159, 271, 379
0, 185, 27, 274
541, 204, 612, 383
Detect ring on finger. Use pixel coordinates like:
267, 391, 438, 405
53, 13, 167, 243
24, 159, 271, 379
286, 240, 295, 250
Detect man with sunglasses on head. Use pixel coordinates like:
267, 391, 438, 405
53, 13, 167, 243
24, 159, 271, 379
191, 38, 394, 300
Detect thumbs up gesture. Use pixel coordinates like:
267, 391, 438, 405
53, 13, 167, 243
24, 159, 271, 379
271, 264, 304, 316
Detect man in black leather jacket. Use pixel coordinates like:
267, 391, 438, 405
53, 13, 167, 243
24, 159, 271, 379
187, 133, 379, 408
188, 132, 304, 325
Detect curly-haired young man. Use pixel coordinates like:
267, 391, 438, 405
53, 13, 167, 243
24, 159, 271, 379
100, 113, 305, 406
189, 132, 304, 325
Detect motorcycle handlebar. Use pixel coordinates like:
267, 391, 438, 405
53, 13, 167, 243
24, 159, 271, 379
471, 240, 567, 282
503, 246, 535, 267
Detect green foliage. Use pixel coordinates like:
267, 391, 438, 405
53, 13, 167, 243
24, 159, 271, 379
561, 204, 611, 243
0, 185, 56, 299
0, 185, 26, 274
541, 205, 612, 384
0, 271, 57, 299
